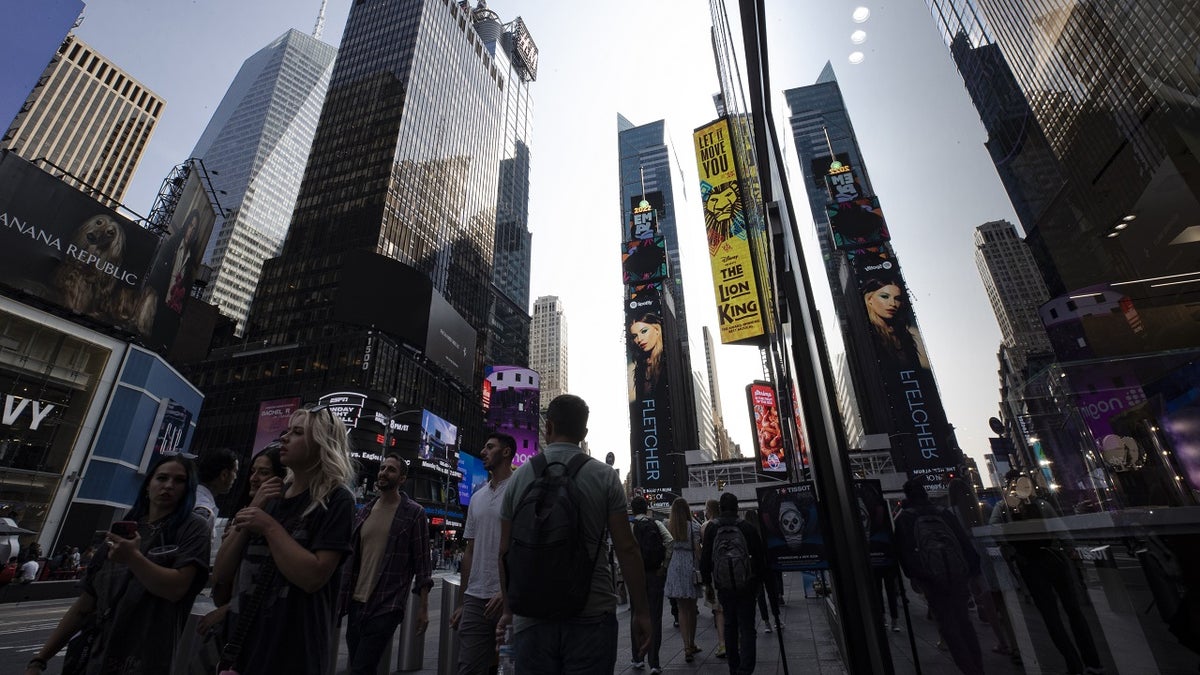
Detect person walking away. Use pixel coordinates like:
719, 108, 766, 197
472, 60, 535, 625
497, 394, 651, 674
194, 448, 239, 531
701, 492, 771, 675
24, 454, 210, 675
664, 497, 702, 662
451, 432, 516, 674
629, 495, 673, 673
701, 498, 728, 658
213, 406, 355, 675
743, 509, 775, 633
894, 479, 984, 675
340, 454, 433, 675
949, 466, 1017, 656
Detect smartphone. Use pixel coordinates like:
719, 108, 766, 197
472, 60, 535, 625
110, 521, 138, 539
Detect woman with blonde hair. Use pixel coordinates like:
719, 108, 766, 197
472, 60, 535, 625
663, 497, 702, 662
213, 406, 356, 674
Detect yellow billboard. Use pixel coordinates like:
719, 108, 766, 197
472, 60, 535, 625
694, 117, 766, 344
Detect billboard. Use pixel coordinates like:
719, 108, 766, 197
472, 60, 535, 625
621, 236, 668, 284
457, 451, 487, 507
483, 365, 540, 467
747, 381, 786, 476
426, 290, 477, 387
693, 118, 766, 344
757, 482, 826, 571
847, 246, 960, 485
252, 397, 300, 456
0, 153, 161, 335
151, 400, 193, 457
627, 192, 664, 241
827, 196, 889, 249
419, 409, 458, 462
626, 283, 677, 491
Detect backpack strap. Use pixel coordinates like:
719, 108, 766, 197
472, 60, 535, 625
530, 453, 549, 476
565, 452, 591, 477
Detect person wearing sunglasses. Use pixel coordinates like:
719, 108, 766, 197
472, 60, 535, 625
213, 406, 356, 675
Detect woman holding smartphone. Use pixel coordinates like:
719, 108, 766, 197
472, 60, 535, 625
24, 454, 210, 675
213, 406, 355, 674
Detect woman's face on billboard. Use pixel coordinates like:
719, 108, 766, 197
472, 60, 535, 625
865, 283, 903, 322
630, 320, 662, 353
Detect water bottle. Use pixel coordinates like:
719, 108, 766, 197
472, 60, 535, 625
497, 625, 516, 674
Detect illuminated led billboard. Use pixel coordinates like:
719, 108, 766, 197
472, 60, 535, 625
483, 365, 540, 467
847, 246, 960, 485
625, 283, 677, 491
747, 381, 786, 475
627, 192, 664, 241
693, 118, 766, 344
827, 196, 889, 249
621, 236, 668, 284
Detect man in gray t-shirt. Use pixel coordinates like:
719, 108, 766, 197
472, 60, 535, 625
497, 395, 651, 674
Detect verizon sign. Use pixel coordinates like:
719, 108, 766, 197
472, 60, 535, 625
2, 395, 56, 431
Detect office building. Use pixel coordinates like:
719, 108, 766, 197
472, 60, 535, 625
692, 369, 717, 462
833, 351, 864, 448
974, 220, 1051, 360
477, 7, 536, 368
190, 0, 535, 530
702, 325, 736, 460
0, 0, 84, 132
191, 29, 336, 335
785, 67, 961, 483
529, 295, 567, 407
2, 34, 162, 205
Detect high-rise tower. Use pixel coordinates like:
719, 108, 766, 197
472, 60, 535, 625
529, 295, 567, 407
3, 34, 162, 205
191, 29, 336, 334
974, 220, 1051, 359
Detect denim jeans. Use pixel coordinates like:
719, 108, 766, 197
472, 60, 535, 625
719, 583, 760, 675
456, 594, 499, 675
346, 601, 405, 675
629, 573, 666, 668
514, 612, 618, 674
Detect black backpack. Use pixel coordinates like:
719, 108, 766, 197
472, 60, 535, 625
711, 520, 754, 592
901, 506, 970, 583
505, 452, 603, 618
633, 518, 666, 571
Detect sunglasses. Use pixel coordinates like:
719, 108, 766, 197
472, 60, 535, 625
305, 404, 336, 426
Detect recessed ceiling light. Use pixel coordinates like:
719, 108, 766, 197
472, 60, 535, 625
852, 7, 870, 23
1106, 231, 1120, 238
848, 51, 865, 65
1122, 214, 1137, 222
851, 30, 867, 44
1114, 223, 1128, 230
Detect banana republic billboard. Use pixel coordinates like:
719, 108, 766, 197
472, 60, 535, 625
693, 118, 766, 345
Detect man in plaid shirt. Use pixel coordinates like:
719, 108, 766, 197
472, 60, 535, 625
340, 454, 434, 675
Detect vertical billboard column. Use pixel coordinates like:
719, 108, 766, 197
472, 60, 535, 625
747, 381, 787, 476
625, 282, 677, 492
693, 118, 767, 345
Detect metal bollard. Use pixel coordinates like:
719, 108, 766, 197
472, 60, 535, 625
438, 576, 462, 675
397, 587, 426, 671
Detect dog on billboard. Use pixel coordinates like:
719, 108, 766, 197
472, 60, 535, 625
54, 214, 127, 315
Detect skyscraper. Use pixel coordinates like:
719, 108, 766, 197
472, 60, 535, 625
702, 325, 736, 460
2, 34, 162, 205
191, 29, 336, 334
477, 8, 536, 368
191, 1, 536, 523
692, 369, 717, 461
974, 220, 1051, 360
529, 295, 567, 407
786, 67, 961, 484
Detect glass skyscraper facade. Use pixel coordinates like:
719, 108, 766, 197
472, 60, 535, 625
191, 0, 526, 509
192, 29, 336, 335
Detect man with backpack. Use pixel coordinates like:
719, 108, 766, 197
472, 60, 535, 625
894, 479, 984, 675
629, 495, 672, 673
700, 492, 770, 675
497, 394, 651, 673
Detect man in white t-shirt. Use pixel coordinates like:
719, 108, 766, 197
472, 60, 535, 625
194, 447, 239, 531
17, 558, 39, 584
450, 432, 515, 674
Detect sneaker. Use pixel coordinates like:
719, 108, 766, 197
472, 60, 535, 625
650, 669, 663, 675
765, 622, 773, 633
890, 618, 901, 632
715, 645, 727, 659
631, 659, 645, 670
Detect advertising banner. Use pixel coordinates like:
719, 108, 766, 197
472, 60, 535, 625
827, 196, 889, 250
483, 365, 540, 467
693, 118, 766, 344
419, 409, 458, 462
152, 399, 193, 457
756, 482, 826, 571
747, 381, 787, 476
627, 192, 663, 241
0, 153, 161, 336
252, 397, 300, 455
626, 283, 677, 491
621, 236, 668, 284
847, 246, 960, 486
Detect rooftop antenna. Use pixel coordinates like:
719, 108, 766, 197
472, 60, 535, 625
639, 165, 647, 199
313, 0, 328, 40
822, 125, 836, 161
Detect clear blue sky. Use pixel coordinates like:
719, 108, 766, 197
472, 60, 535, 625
74, 0, 1018, 484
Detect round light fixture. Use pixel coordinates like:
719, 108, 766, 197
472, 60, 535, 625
1114, 222, 1128, 231
852, 7, 871, 23
1122, 214, 1137, 222
851, 30, 867, 44
1106, 231, 1120, 238
849, 51, 865, 65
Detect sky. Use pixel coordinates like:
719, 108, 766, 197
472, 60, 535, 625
72, 0, 1018, 486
